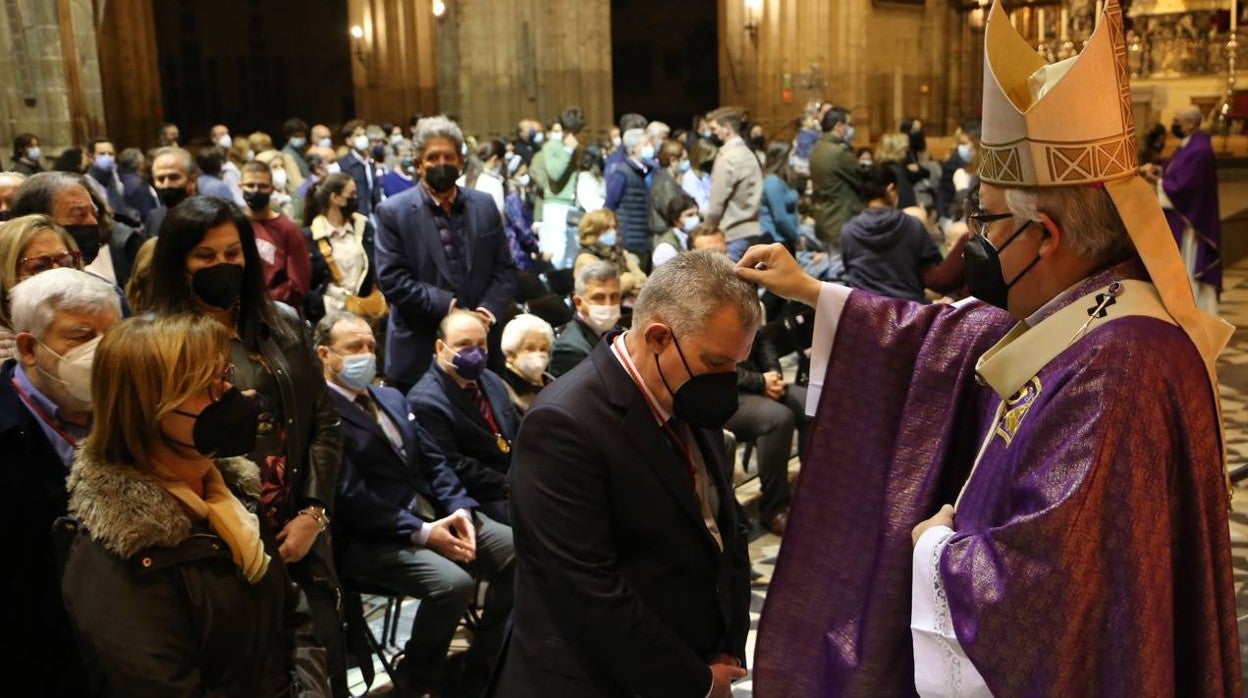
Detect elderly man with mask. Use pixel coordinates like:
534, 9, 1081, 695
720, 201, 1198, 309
146, 146, 199, 237
0, 268, 120, 696
741, 1, 1241, 695
549, 261, 622, 377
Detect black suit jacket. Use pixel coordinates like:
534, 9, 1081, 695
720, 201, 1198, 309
407, 365, 520, 505
548, 317, 601, 378
374, 184, 518, 387
493, 340, 751, 698
0, 360, 90, 695
329, 384, 478, 576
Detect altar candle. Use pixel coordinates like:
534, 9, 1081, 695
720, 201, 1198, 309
1233, 0, 1238, 34
1096, 0, 1103, 22
1061, 7, 1070, 41
1038, 8, 1046, 40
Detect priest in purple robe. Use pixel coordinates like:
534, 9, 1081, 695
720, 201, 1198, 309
735, 0, 1241, 695
1147, 105, 1223, 315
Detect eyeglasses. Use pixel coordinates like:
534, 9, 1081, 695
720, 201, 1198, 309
18, 251, 83, 276
967, 210, 1014, 238
208, 364, 236, 402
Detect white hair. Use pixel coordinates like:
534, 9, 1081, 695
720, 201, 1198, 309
500, 313, 554, 356
412, 115, 465, 158
10, 268, 120, 338
1003, 185, 1133, 265
622, 128, 646, 153
645, 121, 670, 142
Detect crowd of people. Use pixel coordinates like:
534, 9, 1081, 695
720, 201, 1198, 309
0, 1, 1239, 692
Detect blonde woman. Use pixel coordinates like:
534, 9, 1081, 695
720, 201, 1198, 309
573, 208, 646, 300
58, 313, 330, 696
0, 214, 82, 360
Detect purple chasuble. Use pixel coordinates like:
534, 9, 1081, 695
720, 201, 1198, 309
1163, 131, 1223, 291
755, 262, 1241, 697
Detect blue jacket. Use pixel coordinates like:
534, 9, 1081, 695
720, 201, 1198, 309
759, 173, 800, 245
331, 384, 478, 555
374, 185, 517, 387
407, 365, 520, 505
336, 152, 379, 216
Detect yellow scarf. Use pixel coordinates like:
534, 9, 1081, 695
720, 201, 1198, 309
155, 464, 271, 584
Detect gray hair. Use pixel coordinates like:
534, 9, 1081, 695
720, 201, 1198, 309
413, 116, 465, 158
501, 313, 554, 356
10, 171, 87, 217
633, 249, 761, 337
622, 128, 646, 153
575, 260, 620, 296
151, 146, 198, 176
645, 121, 670, 143
1003, 185, 1133, 266
10, 268, 120, 338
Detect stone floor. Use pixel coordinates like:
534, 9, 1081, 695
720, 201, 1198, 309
353, 258, 1248, 696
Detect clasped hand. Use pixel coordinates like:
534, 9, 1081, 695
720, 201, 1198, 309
427, 509, 478, 564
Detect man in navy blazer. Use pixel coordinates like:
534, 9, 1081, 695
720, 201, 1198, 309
408, 310, 521, 526
492, 251, 756, 698
374, 115, 517, 390
315, 313, 514, 695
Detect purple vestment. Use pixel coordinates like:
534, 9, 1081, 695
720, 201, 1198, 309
755, 262, 1241, 696
1163, 131, 1223, 291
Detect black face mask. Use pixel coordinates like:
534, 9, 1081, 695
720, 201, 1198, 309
156, 186, 189, 209
655, 332, 739, 429
64, 224, 102, 264
191, 263, 245, 310
1170, 123, 1185, 139
0, 210, 12, 222
170, 387, 259, 458
243, 190, 272, 212
341, 196, 359, 218
424, 163, 459, 193
909, 132, 926, 154
962, 220, 1041, 311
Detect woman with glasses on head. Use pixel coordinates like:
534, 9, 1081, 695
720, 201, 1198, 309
58, 313, 330, 697
0, 214, 82, 361
146, 196, 350, 692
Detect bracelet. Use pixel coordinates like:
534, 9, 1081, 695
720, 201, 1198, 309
299, 506, 329, 532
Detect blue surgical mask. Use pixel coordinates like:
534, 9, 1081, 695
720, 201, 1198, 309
598, 229, 618, 247
94, 154, 115, 172
677, 159, 691, 173
334, 352, 377, 391
290, 137, 307, 149
639, 145, 656, 161
843, 126, 856, 143
26, 147, 42, 162
957, 144, 974, 162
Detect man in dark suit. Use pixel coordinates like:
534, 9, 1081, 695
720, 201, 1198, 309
493, 250, 757, 698
548, 261, 622, 377
375, 115, 517, 391
1, 268, 121, 696
408, 310, 521, 526
316, 312, 514, 696
336, 119, 379, 217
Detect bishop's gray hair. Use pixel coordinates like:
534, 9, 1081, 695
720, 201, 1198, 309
632, 249, 761, 338
412, 115, 465, 158
1003, 185, 1133, 266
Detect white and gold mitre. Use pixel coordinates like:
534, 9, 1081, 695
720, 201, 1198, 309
979, 0, 1136, 187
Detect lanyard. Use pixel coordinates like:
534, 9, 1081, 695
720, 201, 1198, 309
11, 377, 79, 448
611, 335, 697, 487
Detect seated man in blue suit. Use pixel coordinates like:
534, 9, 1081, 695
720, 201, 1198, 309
315, 312, 514, 696
408, 310, 520, 526
374, 115, 517, 391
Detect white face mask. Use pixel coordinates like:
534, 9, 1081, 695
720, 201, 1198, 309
37, 334, 101, 411
514, 351, 549, 382
352, 135, 370, 152
216, 134, 232, 149
583, 303, 621, 335
318, 137, 333, 149
245, 150, 255, 162
516, 174, 531, 187
389, 134, 403, 145
326, 162, 342, 175
680, 214, 701, 233
271, 168, 288, 190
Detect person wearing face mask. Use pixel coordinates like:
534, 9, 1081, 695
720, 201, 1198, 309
10, 172, 143, 289
495, 250, 756, 698
10, 132, 44, 176
147, 196, 350, 694
498, 313, 555, 414
145, 146, 199, 237
380, 140, 418, 200
939, 121, 981, 222
1139, 105, 1222, 316
652, 193, 700, 268
373, 115, 518, 391
314, 312, 514, 696
548, 261, 622, 377
647, 140, 688, 243
809, 105, 864, 253
573, 209, 647, 302
241, 162, 311, 308
457, 139, 506, 216
503, 164, 543, 272
575, 143, 607, 213
55, 313, 331, 698
603, 128, 655, 266
1, 268, 120, 696
604, 112, 649, 177
407, 310, 521, 526
739, 2, 1239, 692
302, 173, 382, 327
336, 119, 379, 217
311, 123, 334, 151
537, 107, 588, 269
85, 137, 139, 226
281, 117, 312, 180
703, 106, 764, 263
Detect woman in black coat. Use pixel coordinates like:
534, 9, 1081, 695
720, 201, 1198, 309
59, 313, 329, 696
145, 196, 349, 692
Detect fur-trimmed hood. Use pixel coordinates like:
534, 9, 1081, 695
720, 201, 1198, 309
66, 452, 262, 560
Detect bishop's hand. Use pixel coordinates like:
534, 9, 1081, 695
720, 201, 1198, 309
734, 244, 822, 307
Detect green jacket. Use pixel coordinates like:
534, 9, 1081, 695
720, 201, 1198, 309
540, 140, 579, 206
808, 133, 864, 249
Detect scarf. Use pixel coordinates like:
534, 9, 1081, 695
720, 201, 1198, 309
155, 463, 271, 584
